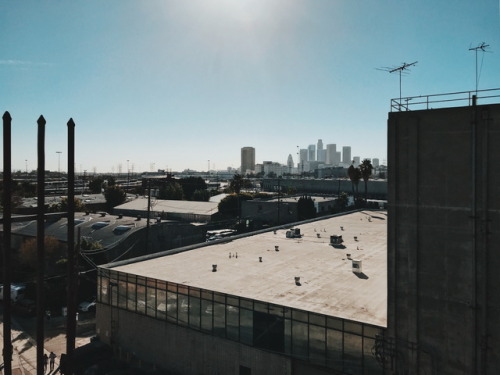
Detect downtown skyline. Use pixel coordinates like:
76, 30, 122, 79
1, 0, 499, 173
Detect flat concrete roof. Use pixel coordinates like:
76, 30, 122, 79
115, 198, 219, 215
112, 210, 387, 327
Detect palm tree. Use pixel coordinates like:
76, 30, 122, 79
347, 162, 361, 200
359, 159, 374, 203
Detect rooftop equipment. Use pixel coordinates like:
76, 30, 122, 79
352, 260, 362, 274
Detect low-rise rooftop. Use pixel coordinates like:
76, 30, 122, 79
111, 210, 387, 327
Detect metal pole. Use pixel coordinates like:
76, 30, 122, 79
146, 179, 151, 253
66, 118, 77, 361
36, 115, 46, 375
2, 111, 13, 375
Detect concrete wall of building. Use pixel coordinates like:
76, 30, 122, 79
387, 103, 500, 375
97, 305, 295, 374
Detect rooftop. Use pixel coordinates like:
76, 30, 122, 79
110, 210, 387, 327
114, 198, 219, 216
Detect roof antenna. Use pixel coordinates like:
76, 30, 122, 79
377, 61, 418, 111
469, 42, 490, 95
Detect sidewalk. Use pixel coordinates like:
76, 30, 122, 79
0, 314, 93, 374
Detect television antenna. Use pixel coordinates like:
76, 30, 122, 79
377, 61, 418, 110
469, 42, 490, 94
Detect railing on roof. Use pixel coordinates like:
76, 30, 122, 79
391, 88, 500, 112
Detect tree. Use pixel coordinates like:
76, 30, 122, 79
19, 236, 64, 275
297, 195, 316, 220
347, 162, 361, 199
218, 193, 253, 217
88, 177, 104, 194
359, 159, 374, 203
158, 182, 183, 200
336, 192, 349, 211
104, 185, 127, 210
229, 174, 245, 194
179, 177, 207, 200
192, 189, 210, 202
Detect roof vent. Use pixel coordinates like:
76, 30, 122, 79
100, 212, 106, 217
275, 245, 279, 252
212, 264, 217, 272
118, 214, 123, 219
354, 236, 358, 241
316, 233, 321, 238
295, 276, 301, 286
259, 257, 262, 262
352, 260, 362, 273
346, 253, 352, 259
330, 235, 344, 247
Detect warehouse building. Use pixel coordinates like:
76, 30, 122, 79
96, 210, 387, 374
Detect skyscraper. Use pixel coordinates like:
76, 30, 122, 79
342, 146, 351, 165
317, 139, 324, 161
326, 144, 337, 165
308, 145, 316, 161
241, 147, 255, 174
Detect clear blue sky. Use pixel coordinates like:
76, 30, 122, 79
1, 0, 499, 173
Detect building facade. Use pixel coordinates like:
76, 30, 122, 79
241, 147, 256, 174
387, 100, 500, 374
342, 146, 351, 165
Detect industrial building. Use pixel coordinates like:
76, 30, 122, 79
386, 91, 500, 374
96, 210, 387, 374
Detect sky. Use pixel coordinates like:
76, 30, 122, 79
1, 0, 500, 173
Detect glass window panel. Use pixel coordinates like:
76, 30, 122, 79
309, 313, 325, 327
189, 287, 200, 298
118, 281, 127, 309
189, 295, 201, 329
326, 328, 343, 370
292, 320, 308, 360
167, 282, 177, 292
284, 307, 292, 319
136, 284, 146, 315
201, 290, 212, 301
99, 276, 109, 304
292, 310, 308, 323
254, 302, 267, 313
157, 289, 166, 320
127, 282, 137, 312
157, 280, 166, 290
327, 317, 343, 330
363, 325, 382, 339
213, 302, 226, 337
177, 293, 189, 326
166, 290, 177, 323
146, 283, 156, 318
240, 299, 253, 310
214, 292, 225, 303
284, 319, 292, 355
226, 305, 239, 341
147, 278, 156, 287
178, 284, 188, 295
269, 305, 283, 318
118, 272, 127, 281
240, 308, 253, 345
201, 299, 213, 333
136, 275, 145, 286
227, 296, 238, 306
110, 281, 118, 307
363, 337, 382, 374
344, 321, 363, 335
309, 325, 326, 366
344, 332, 363, 375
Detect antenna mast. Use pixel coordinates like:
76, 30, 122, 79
378, 61, 418, 111
469, 42, 490, 94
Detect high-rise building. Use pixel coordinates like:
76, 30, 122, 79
334, 151, 342, 165
299, 149, 308, 173
318, 149, 327, 163
308, 145, 316, 161
240, 147, 255, 174
372, 158, 380, 168
342, 146, 351, 165
326, 144, 337, 165
353, 156, 360, 166
317, 139, 324, 161
287, 154, 294, 173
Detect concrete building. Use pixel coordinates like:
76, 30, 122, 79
326, 144, 337, 165
113, 198, 220, 223
387, 95, 500, 374
372, 158, 379, 168
342, 146, 351, 165
308, 144, 316, 161
317, 139, 325, 162
96, 210, 387, 374
353, 156, 360, 166
241, 147, 256, 174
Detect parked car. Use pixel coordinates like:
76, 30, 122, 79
78, 298, 96, 312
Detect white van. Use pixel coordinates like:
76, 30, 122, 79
0, 284, 26, 302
